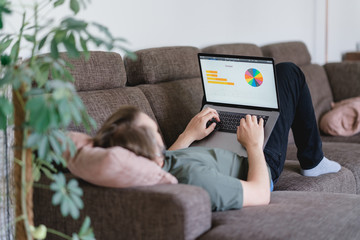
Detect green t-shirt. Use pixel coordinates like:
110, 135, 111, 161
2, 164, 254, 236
163, 147, 251, 211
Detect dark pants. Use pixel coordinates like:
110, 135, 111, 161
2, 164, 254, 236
265, 62, 324, 183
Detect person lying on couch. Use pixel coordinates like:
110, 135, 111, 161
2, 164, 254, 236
92, 62, 341, 211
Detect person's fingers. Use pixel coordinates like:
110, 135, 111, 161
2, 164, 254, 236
259, 118, 264, 127
203, 111, 219, 123
199, 107, 216, 117
251, 115, 257, 123
205, 122, 216, 134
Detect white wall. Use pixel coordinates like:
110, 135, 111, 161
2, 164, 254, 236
7, 0, 360, 64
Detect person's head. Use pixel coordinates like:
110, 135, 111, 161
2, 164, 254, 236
93, 106, 165, 166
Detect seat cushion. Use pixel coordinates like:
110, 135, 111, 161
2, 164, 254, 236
286, 142, 360, 194
274, 160, 356, 194
321, 133, 360, 144
202, 43, 263, 56
199, 191, 360, 240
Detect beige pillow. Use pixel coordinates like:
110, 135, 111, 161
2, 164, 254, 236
320, 97, 360, 136
65, 132, 178, 188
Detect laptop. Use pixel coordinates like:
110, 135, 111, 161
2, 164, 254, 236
191, 53, 280, 157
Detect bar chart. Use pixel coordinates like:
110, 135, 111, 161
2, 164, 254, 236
206, 70, 234, 85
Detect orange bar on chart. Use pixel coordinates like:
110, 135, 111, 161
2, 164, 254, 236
208, 81, 234, 85
207, 77, 227, 81
206, 70, 218, 73
206, 74, 218, 77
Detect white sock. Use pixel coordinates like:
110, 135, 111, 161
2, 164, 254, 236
301, 157, 341, 177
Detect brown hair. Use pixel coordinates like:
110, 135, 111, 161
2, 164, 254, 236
93, 106, 158, 160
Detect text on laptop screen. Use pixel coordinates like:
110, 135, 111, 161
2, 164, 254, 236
199, 55, 278, 109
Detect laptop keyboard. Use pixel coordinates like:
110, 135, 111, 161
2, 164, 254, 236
218, 111, 269, 133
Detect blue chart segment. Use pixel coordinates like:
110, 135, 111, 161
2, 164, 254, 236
245, 68, 263, 87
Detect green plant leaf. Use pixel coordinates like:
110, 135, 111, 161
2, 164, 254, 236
63, 33, 80, 58
9, 40, 19, 62
79, 37, 89, 60
24, 34, 35, 43
62, 18, 87, 31
52, 191, 63, 205
0, 1, 12, 29
76, 216, 95, 240
26, 132, 43, 148
38, 35, 48, 50
50, 39, 59, 59
70, 0, 80, 14
0, 38, 12, 54
0, 96, 13, 129
38, 135, 49, 160
54, 0, 65, 7
49, 135, 62, 156
51, 174, 84, 219
1, 54, 11, 66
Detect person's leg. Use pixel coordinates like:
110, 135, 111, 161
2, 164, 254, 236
264, 62, 340, 182
264, 62, 307, 182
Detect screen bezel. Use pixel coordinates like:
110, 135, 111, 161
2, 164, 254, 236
198, 52, 280, 111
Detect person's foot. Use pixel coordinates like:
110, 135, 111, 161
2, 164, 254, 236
301, 157, 341, 177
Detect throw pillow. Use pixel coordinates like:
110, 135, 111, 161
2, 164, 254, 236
65, 132, 178, 188
320, 96, 360, 136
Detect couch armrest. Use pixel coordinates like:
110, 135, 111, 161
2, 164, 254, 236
33, 174, 212, 240
324, 62, 360, 102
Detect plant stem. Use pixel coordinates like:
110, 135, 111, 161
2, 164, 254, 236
14, 90, 25, 111
46, 228, 72, 240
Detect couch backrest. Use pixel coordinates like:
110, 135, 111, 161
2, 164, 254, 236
125, 47, 203, 147
261, 42, 334, 123
65, 52, 157, 136
60, 51, 127, 91
125, 46, 200, 86
202, 43, 263, 56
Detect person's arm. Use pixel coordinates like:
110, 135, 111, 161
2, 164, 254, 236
168, 108, 220, 150
237, 115, 270, 207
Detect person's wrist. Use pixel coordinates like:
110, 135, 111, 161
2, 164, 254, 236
179, 132, 194, 147
245, 143, 263, 152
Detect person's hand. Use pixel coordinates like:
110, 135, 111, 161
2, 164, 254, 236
236, 115, 264, 150
182, 107, 220, 142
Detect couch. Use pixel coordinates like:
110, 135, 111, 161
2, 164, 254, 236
33, 41, 360, 239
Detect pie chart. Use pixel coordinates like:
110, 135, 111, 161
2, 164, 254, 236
245, 68, 263, 87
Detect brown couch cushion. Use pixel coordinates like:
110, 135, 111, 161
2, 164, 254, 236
138, 78, 203, 147
60, 51, 127, 91
69, 87, 157, 136
125, 46, 200, 85
324, 62, 360, 102
300, 64, 334, 123
202, 43, 263, 56
275, 160, 356, 194
287, 142, 360, 194
261, 41, 311, 66
199, 191, 360, 240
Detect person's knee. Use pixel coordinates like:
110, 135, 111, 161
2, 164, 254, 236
275, 62, 305, 88
275, 62, 299, 75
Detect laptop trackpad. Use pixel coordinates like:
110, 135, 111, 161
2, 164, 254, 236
191, 131, 248, 158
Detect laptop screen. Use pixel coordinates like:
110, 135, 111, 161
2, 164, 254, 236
199, 54, 279, 110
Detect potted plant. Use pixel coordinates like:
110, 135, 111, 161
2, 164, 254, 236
0, 0, 135, 239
